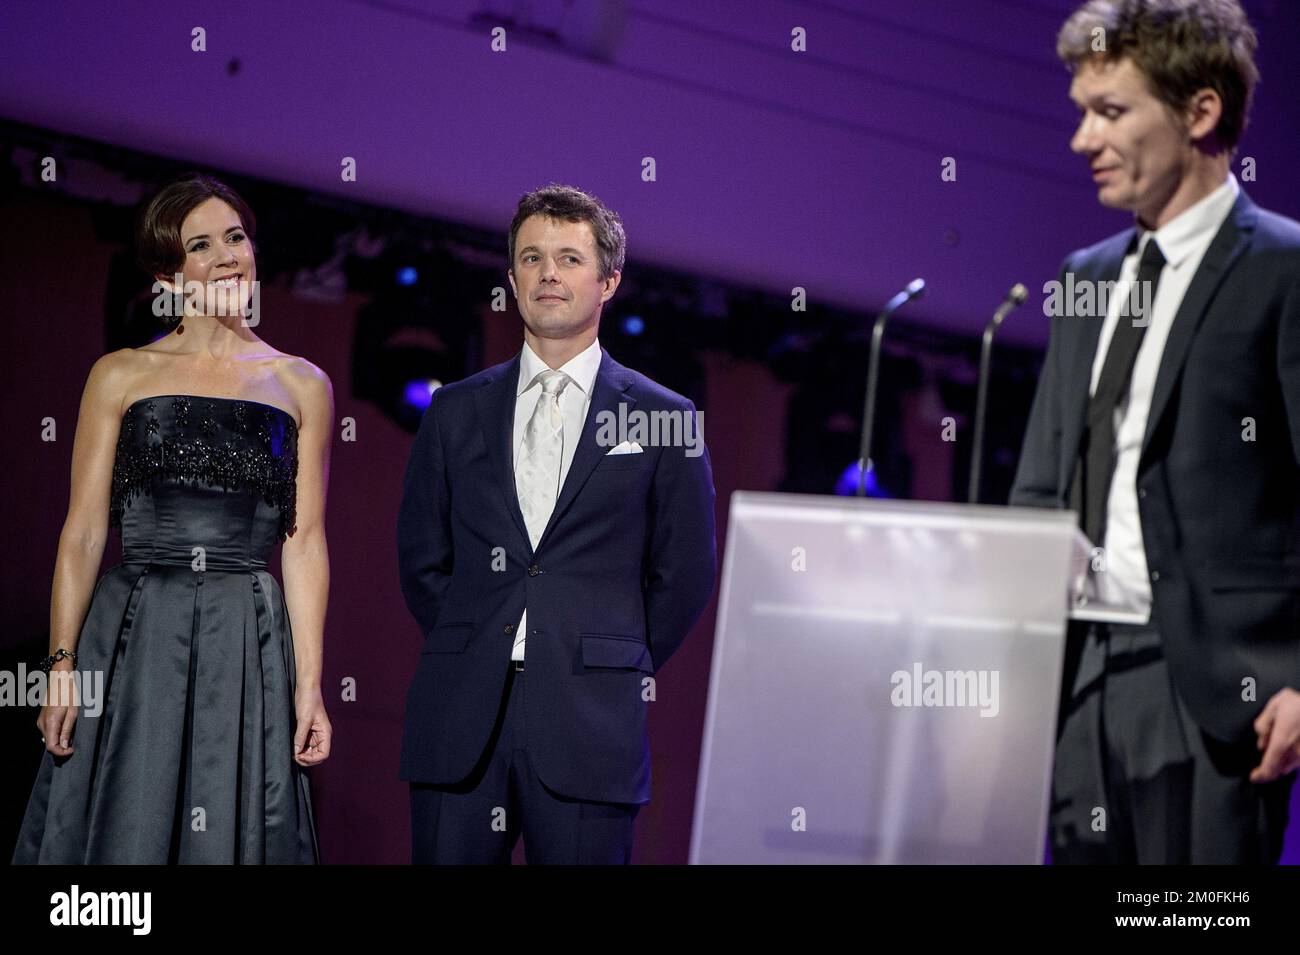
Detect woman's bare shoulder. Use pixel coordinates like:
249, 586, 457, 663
83, 348, 151, 414
273, 353, 333, 414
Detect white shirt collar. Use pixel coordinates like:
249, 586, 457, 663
1136, 173, 1238, 268
516, 336, 602, 397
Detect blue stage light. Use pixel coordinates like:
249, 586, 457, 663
403, 379, 440, 411
835, 460, 889, 497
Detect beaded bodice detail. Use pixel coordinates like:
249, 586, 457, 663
110, 395, 299, 543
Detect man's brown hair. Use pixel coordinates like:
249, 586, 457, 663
1057, 0, 1259, 150
508, 184, 626, 282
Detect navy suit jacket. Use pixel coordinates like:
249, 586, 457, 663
1010, 189, 1300, 745
396, 346, 717, 803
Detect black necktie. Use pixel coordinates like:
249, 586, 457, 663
1079, 237, 1166, 546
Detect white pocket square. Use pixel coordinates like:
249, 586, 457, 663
606, 441, 643, 455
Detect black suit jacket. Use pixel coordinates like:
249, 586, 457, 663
1010, 189, 1300, 745
396, 347, 717, 803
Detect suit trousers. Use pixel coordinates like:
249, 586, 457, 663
409, 662, 639, 864
1050, 617, 1294, 863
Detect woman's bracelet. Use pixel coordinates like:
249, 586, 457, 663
38, 648, 78, 674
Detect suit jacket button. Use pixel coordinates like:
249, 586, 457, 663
528, 564, 540, 577
1150, 570, 1160, 582
1138, 488, 1147, 499
504, 624, 515, 634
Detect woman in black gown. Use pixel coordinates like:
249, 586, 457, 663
12, 174, 332, 863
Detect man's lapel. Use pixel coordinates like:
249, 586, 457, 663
1137, 190, 1257, 471
1059, 229, 1132, 496
475, 352, 533, 552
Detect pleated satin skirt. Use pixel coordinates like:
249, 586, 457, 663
11, 562, 320, 864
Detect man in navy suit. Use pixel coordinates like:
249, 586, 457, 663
1011, 0, 1300, 862
397, 184, 717, 863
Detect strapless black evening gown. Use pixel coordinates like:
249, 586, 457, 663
12, 395, 320, 864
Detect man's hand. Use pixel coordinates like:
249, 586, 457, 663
1251, 687, 1300, 783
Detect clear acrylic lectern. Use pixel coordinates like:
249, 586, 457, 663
689, 492, 1078, 864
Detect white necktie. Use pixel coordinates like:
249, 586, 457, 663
515, 369, 570, 549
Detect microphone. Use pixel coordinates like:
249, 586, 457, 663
968, 282, 1028, 504
856, 278, 926, 496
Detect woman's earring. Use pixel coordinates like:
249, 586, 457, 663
167, 289, 186, 333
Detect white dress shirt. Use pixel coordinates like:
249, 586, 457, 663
1088, 174, 1239, 622
510, 336, 603, 661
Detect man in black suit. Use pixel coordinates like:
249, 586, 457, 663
1011, 0, 1300, 862
397, 185, 716, 863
